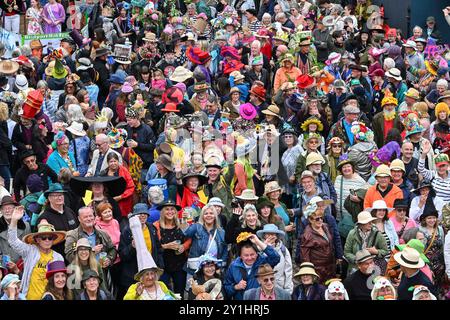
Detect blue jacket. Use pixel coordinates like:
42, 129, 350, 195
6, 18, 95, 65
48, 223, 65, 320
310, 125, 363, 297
183, 223, 228, 275
69, 136, 90, 176
229, 76, 250, 102
46, 150, 77, 176
224, 245, 280, 300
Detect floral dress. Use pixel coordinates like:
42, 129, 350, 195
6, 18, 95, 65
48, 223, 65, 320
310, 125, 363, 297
26, 7, 43, 34
69, 136, 91, 176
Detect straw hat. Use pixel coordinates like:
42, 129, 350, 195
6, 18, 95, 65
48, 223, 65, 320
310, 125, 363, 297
355, 249, 375, 263
143, 32, 157, 42
305, 152, 325, 167
374, 164, 391, 178
236, 189, 258, 201
262, 105, 280, 118
389, 159, 405, 172
394, 247, 425, 269
0, 60, 19, 75
264, 181, 282, 196
23, 222, 66, 245
356, 211, 377, 224
294, 262, 319, 278
169, 66, 193, 83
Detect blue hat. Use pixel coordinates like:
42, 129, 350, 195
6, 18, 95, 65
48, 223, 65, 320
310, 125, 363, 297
1, 274, 20, 290
109, 73, 125, 84
195, 253, 223, 273
256, 223, 286, 239
44, 183, 67, 198
129, 203, 149, 218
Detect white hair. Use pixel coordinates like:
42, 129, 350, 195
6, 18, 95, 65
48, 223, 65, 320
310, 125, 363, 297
67, 104, 86, 124
437, 79, 448, 89
413, 26, 422, 33
251, 40, 261, 49
383, 57, 395, 70
240, 204, 261, 228
262, 13, 271, 20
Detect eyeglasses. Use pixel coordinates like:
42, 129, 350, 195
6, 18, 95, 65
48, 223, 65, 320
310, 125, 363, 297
313, 216, 324, 222
24, 158, 36, 164
39, 236, 55, 241
308, 140, 319, 145
262, 277, 275, 283
96, 142, 106, 146
396, 208, 407, 212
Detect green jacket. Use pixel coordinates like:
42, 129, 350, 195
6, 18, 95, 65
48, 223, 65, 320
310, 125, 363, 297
196, 1, 211, 18
294, 151, 330, 181
344, 225, 389, 275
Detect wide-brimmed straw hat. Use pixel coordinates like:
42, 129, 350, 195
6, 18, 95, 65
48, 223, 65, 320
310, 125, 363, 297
356, 211, 377, 224
294, 262, 319, 278
236, 189, 259, 201
23, 222, 66, 245
394, 247, 425, 269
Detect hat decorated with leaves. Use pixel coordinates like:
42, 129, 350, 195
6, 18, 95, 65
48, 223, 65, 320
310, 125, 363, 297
434, 153, 450, 166
351, 121, 374, 142
404, 114, 425, 138
301, 116, 323, 132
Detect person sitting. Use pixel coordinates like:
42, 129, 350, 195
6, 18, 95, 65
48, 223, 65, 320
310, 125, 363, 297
76, 270, 112, 300
370, 277, 397, 300
243, 264, 291, 300
0, 274, 26, 300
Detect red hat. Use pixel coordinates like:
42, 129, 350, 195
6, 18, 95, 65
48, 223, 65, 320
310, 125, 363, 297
223, 60, 245, 75
162, 87, 184, 105
186, 46, 211, 65
13, 55, 34, 69
161, 103, 179, 113
387, 28, 397, 37
296, 75, 316, 89
255, 28, 270, 39
221, 46, 241, 60
369, 68, 385, 78
250, 85, 266, 100
21, 89, 44, 119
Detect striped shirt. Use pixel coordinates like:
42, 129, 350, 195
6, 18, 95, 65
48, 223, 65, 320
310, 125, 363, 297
381, 231, 391, 261
418, 157, 450, 202
334, 174, 369, 221
248, 20, 262, 33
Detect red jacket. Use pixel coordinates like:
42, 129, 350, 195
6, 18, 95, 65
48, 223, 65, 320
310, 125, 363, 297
117, 165, 135, 217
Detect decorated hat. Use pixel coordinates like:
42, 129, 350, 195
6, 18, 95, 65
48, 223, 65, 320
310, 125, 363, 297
404, 116, 424, 138
193, 81, 210, 93
301, 116, 323, 132
239, 103, 257, 120
337, 153, 354, 171
249, 85, 266, 100
186, 47, 211, 65
0, 60, 19, 75
351, 121, 374, 142
296, 74, 316, 90
273, 31, 289, 44
302, 132, 322, 149
221, 46, 241, 60
370, 142, 401, 168
51, 59, 68, 79
434, 153, 450, 167
108, 127, 127, 149
21, 89, 44, 119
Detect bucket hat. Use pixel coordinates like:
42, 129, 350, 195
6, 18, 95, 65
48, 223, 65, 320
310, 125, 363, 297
256, 223, 285, 239
236, 189, 259, 201
264, 181, 282, 196
294, 262, 319, 278
66, 121, 86, 137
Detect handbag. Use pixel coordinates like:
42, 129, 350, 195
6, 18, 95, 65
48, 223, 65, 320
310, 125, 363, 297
187, 228, 218, 270
337, 177, 355, 238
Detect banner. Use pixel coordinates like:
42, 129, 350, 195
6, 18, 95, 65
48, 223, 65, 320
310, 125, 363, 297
21, 32, 70, 54
297, 30, 312, 39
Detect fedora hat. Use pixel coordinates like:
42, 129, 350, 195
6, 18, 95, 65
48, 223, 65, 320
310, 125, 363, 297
69, 176, 126, 198
262, 105, 280, 118
385, 67, 402, 81
169, 66, 193, 83
236, 189, 259, 201
66, 121, 86, 137
285, 94, 303, 112
15, 74, 28, 91
75, 238, 92, 251
393, 198, 409, 209
256, 223, 285, 239
0, 60, 19, 75
23, 222, 66, 245
157, 199, 181, 211
182, 172, 208, 187
30, 40, 46, 49
43, 183, 67, 198
155, 154, 173, 172
367, 200, 393, 213
294, 262, 319, 278
45, 261, 67, 279
355, 249, 375, 264
306, 152, 325, 167
394, 247, 425, 269
256, 263, 276, 278
0, 195, 18, 207
95, 47, 109, 58
356, 211, 377, 224
264, 181, 282, 196
412, 180, 435, 196
396, 239, 429, 264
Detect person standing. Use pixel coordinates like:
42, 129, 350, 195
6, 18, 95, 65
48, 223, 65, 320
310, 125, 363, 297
42, 0, 66, 34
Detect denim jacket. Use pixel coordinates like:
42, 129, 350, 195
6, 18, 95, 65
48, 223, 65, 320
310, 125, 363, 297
183, 223, 228, 274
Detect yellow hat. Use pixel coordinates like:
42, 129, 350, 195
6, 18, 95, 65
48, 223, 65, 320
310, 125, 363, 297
435, 102, 450, 118
381, 96, 398, 107
375, 164, 391, 178
306, 152, 325, 167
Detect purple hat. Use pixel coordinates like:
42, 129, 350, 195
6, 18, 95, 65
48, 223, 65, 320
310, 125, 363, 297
174, 82, 186, 93
45, 260, 67, 279
121, 82, 133, 94
239, 103, 257, 120
369, 141, 401, 167
26, 174, 44, 193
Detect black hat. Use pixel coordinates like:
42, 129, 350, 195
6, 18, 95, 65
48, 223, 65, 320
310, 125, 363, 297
419, 205, 438, 221
332, 30, 343, 38
412, 180, 435, 197
435, 122, 449, 133
256, 196, 274, 211
81, 270, 103, 284
157, 199, 181, 211
165, 43, 175, 54
393, 198, 408, 209
69, 176, 126, 198
342, 94, 358, 104
181, 172, 208, 187
285, 95, 303, 112
246, 9, 257, 16
349, 64, 365, 72
20, 150, 36, 162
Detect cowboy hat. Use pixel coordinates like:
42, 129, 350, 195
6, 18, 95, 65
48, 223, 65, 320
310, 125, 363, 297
0, 60, 19, 75
394, 247, 425, 269
157, 199, 181, 211
236, 189, 259, 201
69, 176, 127, 198
256, 223, 285, 239
66, 121, 86, 137
23, 222, 66, 245
356, 211, 377, 224
30, 40, 46, 49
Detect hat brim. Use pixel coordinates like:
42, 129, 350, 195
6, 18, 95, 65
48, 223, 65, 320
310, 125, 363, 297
357, 217, 377, 224
182, 174, 208, 187
109, 137, 125, 149
66, 127, 87, 137
43, 189, 67, 197
356, 254, 376, 264
235, 194, 259, 201
368, 206, 394, 213
69, 176, 127, 198
134, 267, 164, 281
261, 110, 280, 118
264, 187, 282, 196
23, 230, 66, 245
393, 251, 425, 269
256, 228, 285, 238
396, 245, 430, 264
294, 269, 319, 279
157, 203, 182, 211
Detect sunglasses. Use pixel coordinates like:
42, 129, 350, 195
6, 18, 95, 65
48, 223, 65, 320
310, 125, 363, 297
262, 277, 275, 283
313, 216, 324, 222
332, 144, 342, 147
308, 140, 319, 144
39, 235, 55, 241
396, 208, 407, 212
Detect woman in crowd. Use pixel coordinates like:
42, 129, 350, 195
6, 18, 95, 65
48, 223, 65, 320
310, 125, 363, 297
46, 132, 79, 176
280, 128, 302, 208
187, 254, 224, 300
225, 204, 263, 245
42, 261, 73, 300
292, 262, 326, 300
77, 270, 112, 300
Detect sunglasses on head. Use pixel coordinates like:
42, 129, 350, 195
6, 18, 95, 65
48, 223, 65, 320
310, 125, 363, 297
262, 277, 275, 283
39, 235, 55, 241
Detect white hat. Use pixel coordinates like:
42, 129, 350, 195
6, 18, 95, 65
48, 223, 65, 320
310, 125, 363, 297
394, 246, 425, 269
66, 121, 86, 137
208, 197, 225, 207
370, 277, 397, 300
236, 189, 259, 201
412, 285, 437, 300
385, 68, 402, 81
305, 152, 326, 167
356, 211, 377, 224
402, 40, 417, 50
309, 196, 334, 207
367, 200, 394, 213
325, 280, 349, 300
15, 74, 28, 91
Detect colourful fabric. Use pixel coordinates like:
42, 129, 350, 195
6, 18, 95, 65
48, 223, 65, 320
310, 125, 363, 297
142, 225, 152, 254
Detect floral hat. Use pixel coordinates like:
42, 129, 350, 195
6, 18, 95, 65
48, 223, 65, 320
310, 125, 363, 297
108, 127, 128, 149
301, 116, 323, 132
351, 121, 374, 142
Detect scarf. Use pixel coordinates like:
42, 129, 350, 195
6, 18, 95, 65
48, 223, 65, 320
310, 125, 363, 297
358, 227, 371, 249
177, 186, 204, 214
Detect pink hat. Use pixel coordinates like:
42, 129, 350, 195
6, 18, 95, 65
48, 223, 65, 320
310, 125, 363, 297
125, 75, 138, 87
174, 82, 186, 93
152, 79, 167, 91
121, 82, 133, 94
239, 103, 257, 120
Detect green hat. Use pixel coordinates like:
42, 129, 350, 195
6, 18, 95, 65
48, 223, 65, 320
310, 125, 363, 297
350, 79, 361, 86
396, 239, 429, 264
52, 59, 68, 79
256, 196, 274, 211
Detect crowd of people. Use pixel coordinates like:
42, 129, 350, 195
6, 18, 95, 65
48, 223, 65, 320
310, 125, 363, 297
0, 0, 449, 301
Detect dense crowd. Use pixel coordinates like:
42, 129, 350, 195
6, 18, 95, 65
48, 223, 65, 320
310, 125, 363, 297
0, 0, 449, 301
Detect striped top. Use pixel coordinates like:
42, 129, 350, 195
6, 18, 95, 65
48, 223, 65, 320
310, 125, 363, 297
418, 157, 450, 202
334, 174, 369, 221
248, 20, 262, 33
381, 231, 391, 261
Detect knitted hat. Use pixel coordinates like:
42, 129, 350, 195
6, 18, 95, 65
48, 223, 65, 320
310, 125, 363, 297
26, 174, 44, 193
435, 102, 450, 118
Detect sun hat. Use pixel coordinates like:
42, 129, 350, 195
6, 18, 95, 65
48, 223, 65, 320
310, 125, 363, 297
264, 181, 282, 196
81, 269, 103, 285
389, 159, 405, 172
256, 223, 285, 239
239, 103, 257, 120
236, 189, 259, 201
325, 52, 341, 66
169, 66, 193, 83
15, 74, 28, 91
0, 60, 19, 75
367, 199, 393, 213
396, 239, 429, 264
296, 74, 316, 90
394, 246, 425, 269
23, 222, 66, 245
262, 105, 280, 118
294, 262, 319, 279
374, 164, 392, 178
385, 67, 402, 81
208, 197, 225, 208
256, 263, 276, 278
75, 237, 92, 251
45, 260, 67, 279
305, 152, 325, 167
355, 249, 376, 263
66, 121, 86, 137
196, 253, 223, 271
249, 85, 266, 100
155, 154, 173, 172
404, 88, 420, 100
356, 211, 377, 224
437, 90, 450, 102
300, 170, 315, 182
